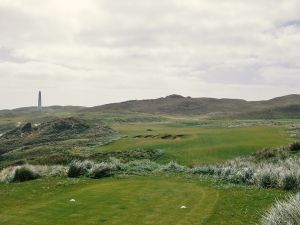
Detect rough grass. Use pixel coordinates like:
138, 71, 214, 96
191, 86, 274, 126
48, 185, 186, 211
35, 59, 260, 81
0, 176, 284, 225
261, 193, 300, 225
66, 159, 185, 179
1, 159, 187, 183
192, 145, 300, 190
0, 165, 67, 183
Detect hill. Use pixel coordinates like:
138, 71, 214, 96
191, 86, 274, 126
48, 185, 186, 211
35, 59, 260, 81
0, 105, 86, 116
234, 104, 300, 119
85, 94, 300, 118
0, 117, 117, 167
1, 94, 299, 119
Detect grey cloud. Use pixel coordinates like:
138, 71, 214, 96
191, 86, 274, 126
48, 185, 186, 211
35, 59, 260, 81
0, 0, 299, 109
281, 20, 300, 27
0, 47, 30, 63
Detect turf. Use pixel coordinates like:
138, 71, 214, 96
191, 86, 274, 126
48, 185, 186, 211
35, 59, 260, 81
0, 176, 284, 225
98, 124, 291, 166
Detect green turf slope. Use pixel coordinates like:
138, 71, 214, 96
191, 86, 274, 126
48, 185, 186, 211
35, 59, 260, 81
99, 124, 291, 166
0, 177, 283, 225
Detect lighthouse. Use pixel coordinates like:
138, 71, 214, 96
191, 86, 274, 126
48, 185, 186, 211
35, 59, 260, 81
38, 91, 42, 112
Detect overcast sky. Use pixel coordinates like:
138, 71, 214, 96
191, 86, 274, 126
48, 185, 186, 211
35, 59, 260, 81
0, 0, 300, 109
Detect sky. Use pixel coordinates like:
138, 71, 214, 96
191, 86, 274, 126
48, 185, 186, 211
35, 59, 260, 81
0, 0, 300, 109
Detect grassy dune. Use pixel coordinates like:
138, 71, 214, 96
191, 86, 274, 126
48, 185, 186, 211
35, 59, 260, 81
98, 124, 291, 166
0, 176, 284, 225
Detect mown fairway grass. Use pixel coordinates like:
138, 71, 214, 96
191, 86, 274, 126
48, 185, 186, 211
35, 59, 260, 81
0, 176, 284, 225
98, 123, 291, 166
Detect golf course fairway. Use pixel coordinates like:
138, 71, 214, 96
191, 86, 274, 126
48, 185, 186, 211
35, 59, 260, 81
0, 176, 283, 225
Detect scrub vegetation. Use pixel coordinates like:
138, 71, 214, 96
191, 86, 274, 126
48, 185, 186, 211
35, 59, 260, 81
192, 143, 300, 190
261, 193, 300, 225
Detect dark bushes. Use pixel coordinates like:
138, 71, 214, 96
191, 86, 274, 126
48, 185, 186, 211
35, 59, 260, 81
13, 166, 39, 182
290, 142, 300, 152
258, 173, 278, 188
251, 147, 289, 161
67, 164, 83, 178
67, 160, 120, 178
281, 174, 298, 190
88, 164, 115, 178
66, 159, 186, 179
89, 148, 163, 163
67, 161, 93, 178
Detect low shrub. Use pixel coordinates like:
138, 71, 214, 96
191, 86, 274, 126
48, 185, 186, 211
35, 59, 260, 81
67, 160, 94, 178
123, 160, 160, 175
192, 150, 300, 190
251, 147, 289, 162
160, 161, 188, 173
88, 163, 115, 178
89, 148, 163, 163
67, 164, 83, 178
67, 159, 188, 178
191, 166, 215, 175
280, 173, 298, 190
13, 166, 39, 182
227, 168, 254, 184
257, 172, 278, 188
0, 165, 67, 183
290, 142, 300, 152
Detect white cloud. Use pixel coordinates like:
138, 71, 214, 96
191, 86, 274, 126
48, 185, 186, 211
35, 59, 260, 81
0, 0, 299, 108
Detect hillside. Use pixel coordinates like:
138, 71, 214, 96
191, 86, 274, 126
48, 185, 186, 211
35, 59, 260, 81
234, 105, 300, 119
0, 117, 117, 167
0, 106, 86, 116
85, 94, 300, 118
1, 94, 299, 119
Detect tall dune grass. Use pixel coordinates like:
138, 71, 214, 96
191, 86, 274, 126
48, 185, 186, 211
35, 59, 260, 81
0, 165, 67, 183
67, 159, 185, 178
192, 144, 300, 190
0, 159, 188, 183
261, 193, 300, 225
193, 156, 300, 190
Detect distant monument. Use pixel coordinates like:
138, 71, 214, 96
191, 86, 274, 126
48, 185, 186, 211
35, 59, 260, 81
38, 91, 42, 112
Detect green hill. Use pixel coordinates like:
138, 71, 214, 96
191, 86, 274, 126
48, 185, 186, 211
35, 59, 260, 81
85, 94, 300, 118
1, 94, 299, 119
0, 117, 117, 167
0, 106, 86, 116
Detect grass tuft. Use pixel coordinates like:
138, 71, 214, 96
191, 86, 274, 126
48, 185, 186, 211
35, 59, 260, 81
0, 165, 67, 183
261, 193, 300, 225
193, 145, 300, 190
67, 160, 94, 178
